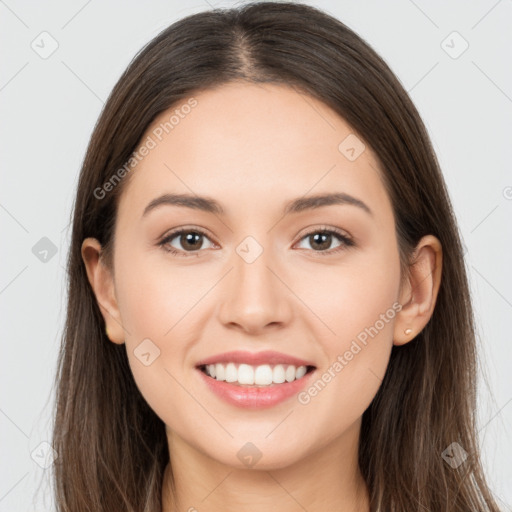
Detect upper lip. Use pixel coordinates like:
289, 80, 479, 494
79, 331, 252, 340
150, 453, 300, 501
195, 350, 316, 368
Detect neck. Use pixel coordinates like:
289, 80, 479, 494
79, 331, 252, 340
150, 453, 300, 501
162, 419, 370, 512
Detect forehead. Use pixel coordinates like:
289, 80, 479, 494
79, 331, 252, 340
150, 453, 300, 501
117, 81, 390, 221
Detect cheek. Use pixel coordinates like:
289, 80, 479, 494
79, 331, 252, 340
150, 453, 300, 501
292, 242, 400, 430
114, 247, 209, 339
327, 241, 400, 370
113, 251, 214, 421
294, 237, 400, 345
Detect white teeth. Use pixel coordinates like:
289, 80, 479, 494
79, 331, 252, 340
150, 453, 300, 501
285, 365, 296, 382
203, 363, 310, 386
215, 363, 225, 381
295, 365, 307, 379
238, 364, 254, 384
254, 364, 273, 385
225, 362, 237, 383
272, 364, 286, 383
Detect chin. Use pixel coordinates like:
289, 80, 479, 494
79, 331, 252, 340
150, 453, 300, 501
205, 438, 311, 471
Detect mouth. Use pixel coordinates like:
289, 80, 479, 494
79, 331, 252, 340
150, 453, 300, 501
197, 362, 316, 387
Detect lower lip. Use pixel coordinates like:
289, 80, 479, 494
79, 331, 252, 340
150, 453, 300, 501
196, 367, 316, 409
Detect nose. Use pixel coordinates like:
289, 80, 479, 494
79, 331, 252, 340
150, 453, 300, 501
217, 241, 293, 335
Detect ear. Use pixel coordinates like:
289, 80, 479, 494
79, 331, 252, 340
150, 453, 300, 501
393, 235, 443, 346
81, 237, 125, 344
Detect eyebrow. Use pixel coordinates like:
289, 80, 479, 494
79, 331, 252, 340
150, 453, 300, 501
142, 192, 373, 218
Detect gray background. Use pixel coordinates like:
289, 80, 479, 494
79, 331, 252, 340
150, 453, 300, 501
1, 0, 511, 510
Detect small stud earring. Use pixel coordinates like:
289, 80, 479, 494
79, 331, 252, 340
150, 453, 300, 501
404, 328, 412, 335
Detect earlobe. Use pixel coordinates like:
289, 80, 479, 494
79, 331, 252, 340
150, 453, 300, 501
81, 237, 125, 344
393, 235, 442, 346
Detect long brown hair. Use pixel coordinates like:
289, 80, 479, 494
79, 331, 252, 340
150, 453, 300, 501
52, 2, 501, 510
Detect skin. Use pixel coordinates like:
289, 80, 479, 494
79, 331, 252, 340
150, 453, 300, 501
82, 81, 442, 512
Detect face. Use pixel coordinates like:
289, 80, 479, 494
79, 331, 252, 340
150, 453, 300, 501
101, 82, 405, 469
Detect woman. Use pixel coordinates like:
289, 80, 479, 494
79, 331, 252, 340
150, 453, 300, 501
52, 2, 501, 510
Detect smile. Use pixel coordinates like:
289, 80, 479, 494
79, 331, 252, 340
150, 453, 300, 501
199, 362, 315, 387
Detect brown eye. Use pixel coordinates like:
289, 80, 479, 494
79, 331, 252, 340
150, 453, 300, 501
308, 232, 334, 251
159, 229, 215, 256
177, 232, 204, 251
295, 228, 354, 255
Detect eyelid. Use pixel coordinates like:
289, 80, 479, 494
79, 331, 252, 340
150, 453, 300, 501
294, 224, 353, 244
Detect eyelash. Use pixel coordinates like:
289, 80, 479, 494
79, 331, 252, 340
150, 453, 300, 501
158, 226, 355, 257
